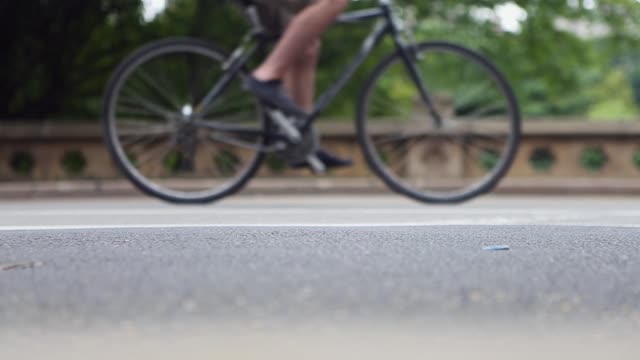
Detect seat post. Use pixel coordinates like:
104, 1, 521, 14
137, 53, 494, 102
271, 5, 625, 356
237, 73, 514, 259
244, 5, 264, 34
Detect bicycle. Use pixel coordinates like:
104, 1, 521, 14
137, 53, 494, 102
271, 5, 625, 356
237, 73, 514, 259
102, 0, 521, 204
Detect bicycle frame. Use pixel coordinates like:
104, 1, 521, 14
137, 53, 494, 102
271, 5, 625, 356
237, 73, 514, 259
193, 0, 439, 146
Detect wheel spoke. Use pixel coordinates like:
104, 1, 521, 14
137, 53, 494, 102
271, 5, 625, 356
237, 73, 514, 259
121, 87, 174, 118
375, 132, 428, 146
370, 93, 413, 118
136, 141, 174, 168
200, 88, 253, 117
437, 131, 505, 145
116, 104, 164, 119
120, 133, 159, 148
134, 67, 183, 110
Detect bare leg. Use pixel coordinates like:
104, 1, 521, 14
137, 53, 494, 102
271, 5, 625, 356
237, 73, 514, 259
247, 0, 352, 168
283, 39, 321, 112
253, 0, 348, 81
281, 39, 351, 168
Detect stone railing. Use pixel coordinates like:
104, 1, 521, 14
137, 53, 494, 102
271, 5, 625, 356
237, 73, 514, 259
2, 120, 640, 181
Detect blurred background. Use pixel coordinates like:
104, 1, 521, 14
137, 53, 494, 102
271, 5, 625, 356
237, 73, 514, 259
3, 3, 640, 358
2, 0, 640, 196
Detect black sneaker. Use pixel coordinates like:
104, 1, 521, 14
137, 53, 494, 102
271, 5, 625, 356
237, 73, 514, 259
244, 76, 308, 118
292, 148, 353, 170
316, 148, 353, 168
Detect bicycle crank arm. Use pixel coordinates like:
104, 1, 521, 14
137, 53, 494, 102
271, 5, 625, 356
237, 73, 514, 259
306, 154, 327, 174
268, 109, 302, 143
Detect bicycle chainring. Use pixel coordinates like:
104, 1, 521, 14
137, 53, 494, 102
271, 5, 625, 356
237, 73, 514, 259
276, 126, 319, 166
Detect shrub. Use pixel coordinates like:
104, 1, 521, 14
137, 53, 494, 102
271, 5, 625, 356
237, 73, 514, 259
214, 150, 240, 176
479, 149, 500, 171
633, 149, 640, 171
580, 147, 607, 173
10, 151, 35, 176
529, 148, 556, 172
61, 151, 87, 176
164, 150, 184, 173
266, 154, 287, 174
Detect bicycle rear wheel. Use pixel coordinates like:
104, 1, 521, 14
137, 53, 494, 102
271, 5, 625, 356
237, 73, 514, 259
357, 42, 521, 203
103, 38, 265, 204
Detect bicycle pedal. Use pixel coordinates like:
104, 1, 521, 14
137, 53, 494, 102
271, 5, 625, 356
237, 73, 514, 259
306, 155, 326, 174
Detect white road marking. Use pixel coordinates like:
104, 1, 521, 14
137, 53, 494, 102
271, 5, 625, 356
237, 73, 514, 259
1, 196, 639, 231
2, 208, 640, 217
0, 223, 503, 231
1, 222, 640, 232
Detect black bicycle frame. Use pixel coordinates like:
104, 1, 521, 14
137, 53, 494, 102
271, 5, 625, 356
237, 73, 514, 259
193, 1, 439, 144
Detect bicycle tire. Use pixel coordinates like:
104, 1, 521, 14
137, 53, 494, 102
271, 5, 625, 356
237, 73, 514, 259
357, 41, 521, 204
102, 37, 266, 204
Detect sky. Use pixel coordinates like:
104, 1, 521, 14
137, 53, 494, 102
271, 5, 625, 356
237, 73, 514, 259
141, 0, 529, 32
143, 0, 167, 21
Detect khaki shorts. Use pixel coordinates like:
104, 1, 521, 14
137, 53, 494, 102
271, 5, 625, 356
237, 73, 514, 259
254, 0, 316, 34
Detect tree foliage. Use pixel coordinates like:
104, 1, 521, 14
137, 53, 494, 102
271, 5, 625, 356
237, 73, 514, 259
0, 0, 146, 119
1, 0, 640, 120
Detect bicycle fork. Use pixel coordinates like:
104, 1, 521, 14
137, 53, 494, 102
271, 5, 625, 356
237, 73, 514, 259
387, 5, 443, 128
398, 43, 443, 129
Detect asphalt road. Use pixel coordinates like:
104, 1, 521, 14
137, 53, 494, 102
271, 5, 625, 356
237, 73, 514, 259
1, 195, 640, 359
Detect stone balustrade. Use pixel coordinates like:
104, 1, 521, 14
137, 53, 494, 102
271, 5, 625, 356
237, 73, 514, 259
2, 120, 640, 181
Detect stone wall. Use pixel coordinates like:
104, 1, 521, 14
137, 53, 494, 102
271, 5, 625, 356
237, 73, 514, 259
2, 120, 640, 181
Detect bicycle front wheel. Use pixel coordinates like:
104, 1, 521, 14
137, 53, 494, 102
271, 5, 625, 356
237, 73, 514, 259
357, 42, 521, 203
103, 38, 265, 204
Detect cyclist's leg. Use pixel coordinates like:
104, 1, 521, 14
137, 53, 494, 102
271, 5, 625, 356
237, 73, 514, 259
253, 0, 348, 81
249, 0, 352, 168
283, 39, 321, 112
282, 39, 352, 168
